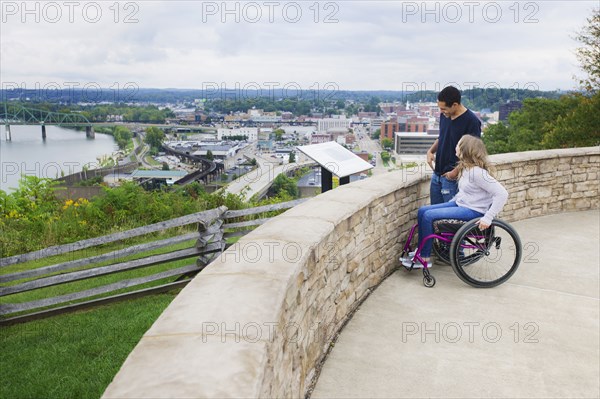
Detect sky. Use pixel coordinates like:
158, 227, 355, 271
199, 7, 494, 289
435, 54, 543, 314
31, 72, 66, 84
0, 1, 597, 94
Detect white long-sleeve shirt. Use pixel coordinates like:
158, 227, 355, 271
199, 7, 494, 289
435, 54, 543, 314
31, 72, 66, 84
453, 166, 509, 225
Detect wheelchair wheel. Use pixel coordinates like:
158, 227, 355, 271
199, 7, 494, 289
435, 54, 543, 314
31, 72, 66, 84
433, 240, 451, 264
449, 219, 522, 288
423, 270, 436, 288
432, 219, 465, 265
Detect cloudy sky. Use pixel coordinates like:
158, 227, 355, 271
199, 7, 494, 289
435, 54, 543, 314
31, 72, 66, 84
0, 1, 597, 92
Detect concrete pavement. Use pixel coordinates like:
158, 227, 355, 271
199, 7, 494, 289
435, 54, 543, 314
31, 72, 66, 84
312, 210, 600, 398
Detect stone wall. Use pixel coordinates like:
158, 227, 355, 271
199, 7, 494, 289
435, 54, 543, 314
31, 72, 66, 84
102, 147, 599, 399
491, 148, 599, 220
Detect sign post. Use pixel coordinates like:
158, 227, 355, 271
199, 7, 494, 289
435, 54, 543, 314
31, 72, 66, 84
297, 142, 373, 193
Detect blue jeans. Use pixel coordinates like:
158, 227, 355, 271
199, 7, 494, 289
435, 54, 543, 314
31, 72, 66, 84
417, 201, 483, 258
430, 173, 458, 204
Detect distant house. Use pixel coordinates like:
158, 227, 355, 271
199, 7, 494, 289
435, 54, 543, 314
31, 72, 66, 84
499, 100, 523, 122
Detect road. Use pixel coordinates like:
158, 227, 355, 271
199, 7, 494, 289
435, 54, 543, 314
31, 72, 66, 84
225, 131, 390, 200
221, 142, 315, 200
353, 127, 388, 176
224, 152, 313, 200
132, 132, 155, 168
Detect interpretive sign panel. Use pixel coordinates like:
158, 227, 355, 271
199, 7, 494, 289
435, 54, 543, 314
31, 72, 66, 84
297, 142, 374, 192
297, 142, 373, 178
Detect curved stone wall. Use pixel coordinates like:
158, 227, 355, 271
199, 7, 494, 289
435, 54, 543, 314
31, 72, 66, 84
103, 146, 599, 399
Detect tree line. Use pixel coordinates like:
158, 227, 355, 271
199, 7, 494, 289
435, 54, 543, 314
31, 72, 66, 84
483, 93, 600, 153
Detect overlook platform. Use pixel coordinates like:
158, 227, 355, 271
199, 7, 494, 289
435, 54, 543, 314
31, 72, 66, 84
103, 147, 599, 399
312, 210, 600, 398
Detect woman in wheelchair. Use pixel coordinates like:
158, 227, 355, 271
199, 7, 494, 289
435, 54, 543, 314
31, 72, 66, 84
402, 135, 508, 269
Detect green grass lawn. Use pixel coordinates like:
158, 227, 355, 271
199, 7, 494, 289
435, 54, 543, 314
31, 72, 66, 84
0, 230, 196, 398
0, 292, 177, 399
0, 233, 200, 322
0, 213, 259, 397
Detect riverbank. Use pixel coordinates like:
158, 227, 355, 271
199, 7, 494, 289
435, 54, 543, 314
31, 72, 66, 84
0, 125, 117, 193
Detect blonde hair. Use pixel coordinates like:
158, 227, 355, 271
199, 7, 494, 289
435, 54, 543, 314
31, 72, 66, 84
455, 135, 494, 178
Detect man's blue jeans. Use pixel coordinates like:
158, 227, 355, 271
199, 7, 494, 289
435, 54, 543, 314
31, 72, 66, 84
430, 173, 458, 204
417, 201, 483, 258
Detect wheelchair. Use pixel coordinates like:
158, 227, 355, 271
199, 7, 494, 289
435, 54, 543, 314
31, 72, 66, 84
400, 218, 522, 288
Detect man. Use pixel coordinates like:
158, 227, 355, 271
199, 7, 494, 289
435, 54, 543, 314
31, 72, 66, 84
427, 86, 481, 204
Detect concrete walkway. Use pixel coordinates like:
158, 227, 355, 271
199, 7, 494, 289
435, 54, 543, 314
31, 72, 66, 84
312, 210, 600, 398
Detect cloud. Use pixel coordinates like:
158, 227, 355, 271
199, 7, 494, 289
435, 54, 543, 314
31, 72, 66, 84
0, 0, 597, 91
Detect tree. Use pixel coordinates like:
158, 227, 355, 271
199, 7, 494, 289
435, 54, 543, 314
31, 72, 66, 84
144, 127, 165, 150
543, 92, 600, 148
482, 123, 511, 154
371, 129, 381, 140
381, 138, 393, 149
273, 129, 285, 141
380, 151, 391, 163
289, 152, 296, 163
271, 174, 298, 198
364, 97, 381, 113
574, 8, 600, 93
206, 150, 214, 161
503, 98, 574, 152
161, 162, 170, 171
112, 126, 132, 150
481, 97, 580, 154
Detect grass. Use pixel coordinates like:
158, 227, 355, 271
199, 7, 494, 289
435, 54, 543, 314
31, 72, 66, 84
0, 228, 198, 316
144, 155, 162, 166
0, 292, 177, 399
0, 206, 269, 397
0, 230, 191, 398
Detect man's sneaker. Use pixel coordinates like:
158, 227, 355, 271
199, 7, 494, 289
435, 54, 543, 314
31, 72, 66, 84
402, 257, 433, 269
399, 250, 417, 263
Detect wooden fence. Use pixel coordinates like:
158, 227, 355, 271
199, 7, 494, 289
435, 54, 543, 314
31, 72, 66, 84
0, 198, 307, 325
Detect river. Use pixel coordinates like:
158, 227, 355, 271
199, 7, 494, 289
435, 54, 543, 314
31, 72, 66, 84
0, 125, 117, 193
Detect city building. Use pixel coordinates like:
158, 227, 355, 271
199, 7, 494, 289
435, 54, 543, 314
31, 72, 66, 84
327, 127, 350, 143
317, 117, 352, 133
406, 116, 430, 133
416, 103, 440, 117
251, 114, 281, 123
381, 120, 400, 141
394, 132, 439, 155
499, 100, 523, 122
358, 112, 378, 119
130, 169, 189, 187
379, 102, 406, 114
217, 127, 258, 141
173, 108, 197, 122
248, 108, 263, 117
191, 144, 240, 168
281, 112, 294, 121
370, 117, 385, 134
310, 134, 333, 144
353, 151, 369, 163
257, 140, 274, 151
397, 110, 419, 118
381, 116, 432, 140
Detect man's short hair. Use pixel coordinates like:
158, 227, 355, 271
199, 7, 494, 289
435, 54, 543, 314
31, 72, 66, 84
438, 86, 461, 107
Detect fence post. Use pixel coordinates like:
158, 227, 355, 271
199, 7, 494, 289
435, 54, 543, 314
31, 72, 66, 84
196, 206, 227, 268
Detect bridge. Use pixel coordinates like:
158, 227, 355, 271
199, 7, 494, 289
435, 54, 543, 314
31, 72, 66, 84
160, 143, 224, 185
1, 103, 95, 140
